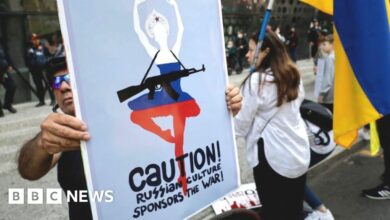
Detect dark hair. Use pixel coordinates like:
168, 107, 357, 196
46, 55, 67, 84
244, 31, 300, 107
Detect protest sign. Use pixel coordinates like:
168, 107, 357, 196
212, 183, 261, 215
57, 0, 240, 219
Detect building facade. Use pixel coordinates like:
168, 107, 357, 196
0, 0, 327, 104
222, 0, 325, 59
0, 0, 58, 103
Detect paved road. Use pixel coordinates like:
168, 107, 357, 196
0, 103, 68, 220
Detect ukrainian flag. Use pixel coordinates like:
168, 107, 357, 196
300, 0, 390, 148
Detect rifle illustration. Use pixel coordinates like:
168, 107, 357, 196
117, 65, 205, 103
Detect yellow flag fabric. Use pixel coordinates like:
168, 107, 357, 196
370, 122, 380, 156
387, 0, 390, 25
300, 0, 333, 15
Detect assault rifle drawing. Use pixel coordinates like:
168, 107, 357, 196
117, 65, 205, 103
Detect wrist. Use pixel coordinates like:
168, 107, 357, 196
35, 133, 52, 157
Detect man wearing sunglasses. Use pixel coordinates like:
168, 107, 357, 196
18, 55, 93, 219
17, 55, 243, 219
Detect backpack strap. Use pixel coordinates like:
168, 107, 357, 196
141, 50, 185, 85
260, 107, 280, 135
141, 50, 160, 84
170, 50, 186, 70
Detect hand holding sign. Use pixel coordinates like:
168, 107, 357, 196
38, 113, 90, 154
226, 84, 242, 117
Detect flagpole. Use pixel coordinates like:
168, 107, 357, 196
250, 0, 275, 73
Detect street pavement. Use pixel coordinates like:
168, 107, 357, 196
0, 59, 388, 220
308, 141, 390, 220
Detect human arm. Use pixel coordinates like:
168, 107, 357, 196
292, 34, 299, 48
26, 48, 36, 68
234, 73, 261, 137
168, 0, 184, 55
225, 84, 242, 117
319, 54, 334, 101
18, 134, 60, 180
18, 113, 90, 180
133, 0, 157, 58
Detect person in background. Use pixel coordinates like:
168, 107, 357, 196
318, 34, 334, 112
226, 40, 238, 75
235, 30, 310, 220
313, 35, 327, 100
0, 43, 17, 115
307, 21, 315, 58
26, 33, 55, 107
307, 19, 320, 59
235, 30, 248, 74
45, 32, 65, 58
286, 26, 298, 62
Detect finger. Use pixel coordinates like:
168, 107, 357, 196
227, 87, 240, 100
230, 102, 242, 111
42, 121, 90, 141
41, 130, 82, 149
230, 93, 243, 103
225, 84, 234, 94
43, 140, 80, 154
54, 136, 82, 149
53, 113, 88, 131
227, 92, 242, 106
226, 88, 236, 102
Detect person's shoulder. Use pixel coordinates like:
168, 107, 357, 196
326, 52, 335, 61
246, 69, 274, 86
241, 72, 261, 94
249, 71, 261, 83
261, 69, 274, 82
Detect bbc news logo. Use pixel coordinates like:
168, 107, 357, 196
8, 188, 114, 204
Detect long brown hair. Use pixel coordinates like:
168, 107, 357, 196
244, 31, 300, 107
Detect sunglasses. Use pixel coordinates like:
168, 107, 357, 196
52, 73, 70, 90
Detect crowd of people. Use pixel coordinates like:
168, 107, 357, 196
10, 17, 390, 220
225, 24, 301, 75
226, 30, 249, 75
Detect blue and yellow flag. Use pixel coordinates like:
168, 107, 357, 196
301, 0, 390, 148
300, 0, 333, 15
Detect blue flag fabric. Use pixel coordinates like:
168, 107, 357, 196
334, 0, 390, 115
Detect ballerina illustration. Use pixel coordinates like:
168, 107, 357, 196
119, 0, 203, 195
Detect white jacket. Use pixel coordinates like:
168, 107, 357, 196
235, 70, 310, 178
